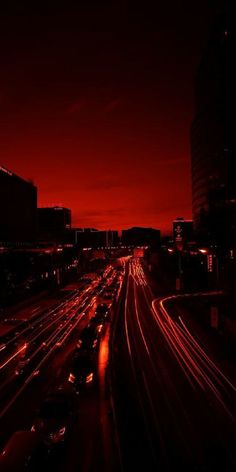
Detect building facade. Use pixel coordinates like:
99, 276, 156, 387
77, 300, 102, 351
0, 165, 37, 244
37, 207, 71, 243
191, 1, 236, 247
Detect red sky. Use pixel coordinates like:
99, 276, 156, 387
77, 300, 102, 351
0, 2, 210, 233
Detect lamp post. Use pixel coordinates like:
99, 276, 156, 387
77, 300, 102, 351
176, 250, 182, 291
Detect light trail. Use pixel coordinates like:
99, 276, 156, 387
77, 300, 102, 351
152, 296, 236, 420
0, 343, 28, 371
122, 259, 161, 467
128, 258, 236, 419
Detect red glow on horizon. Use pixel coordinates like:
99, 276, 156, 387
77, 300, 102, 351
0, 8, 205, 233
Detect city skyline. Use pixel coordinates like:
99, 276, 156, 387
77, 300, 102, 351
0, 3, 236, 472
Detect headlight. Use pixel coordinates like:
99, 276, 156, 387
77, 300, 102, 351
86, 372, 93, 383
93, 339, 97, 348
50, 427, 66, 443
68, 373, 75, 383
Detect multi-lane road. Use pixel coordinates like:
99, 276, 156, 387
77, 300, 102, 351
111, 258, 236, 471
0, 264, 123, 471
1, 256, 236, 471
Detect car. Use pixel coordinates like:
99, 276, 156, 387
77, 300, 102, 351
15, 358, 40, 379
95, 303, 109, 317
95, 304, 110, 320
88, 316, 104, 333
68, 351, 95, 390
0, 430, 44, 472
102, 292, 115, 301
105, 286, 116, 292
15, 358, 30, 376
110, 280, 120, 289
93, 286, 103, 295
96, 282, 104, 290
31, 386, 78, 447
76, 325, 100, 351
107, 285, 117, 293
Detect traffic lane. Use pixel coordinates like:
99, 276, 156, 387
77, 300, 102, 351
0, 288, 93, 384
152, 295, 236, 417
141, 261, 236, 413
126, 278, 198, 471
57, 324, 119, 472
111, 272, 159, 471
128, 259, 236, 466
58, 388, 106, 472
0, 284, 117, 464
135, 282, 236, 471
112, 269, 236, 471
0, 281, 98, 354
98, 325, 119, 471
167, 295, 236, 384
1, 289, 77, 325
0, 306, 92, 449
0, 291, 78, 364
0, 305, 85, 406
3, 278, 89, 322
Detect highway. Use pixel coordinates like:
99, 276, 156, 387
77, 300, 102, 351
0, 264, 122, 471
1, 256, 236, 471
111, 258, 236, 471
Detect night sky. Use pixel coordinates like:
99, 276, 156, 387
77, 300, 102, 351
0, 2, 210, 233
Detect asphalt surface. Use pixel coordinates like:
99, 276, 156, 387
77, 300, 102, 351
2, 256, 236, 472
111, 258, 236, 472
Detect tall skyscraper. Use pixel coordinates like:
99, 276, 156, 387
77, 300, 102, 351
191, 1, 236, 247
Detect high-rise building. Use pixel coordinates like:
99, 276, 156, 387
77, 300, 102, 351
37, 207, 71, 242
0, 165, 37, 244
191, 1, 236, 246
